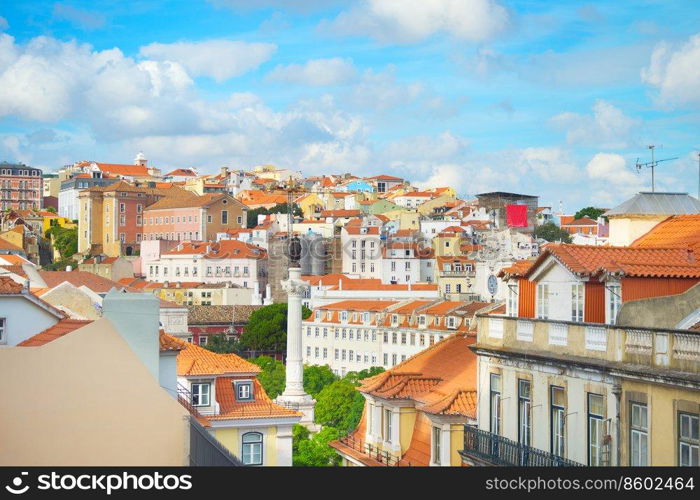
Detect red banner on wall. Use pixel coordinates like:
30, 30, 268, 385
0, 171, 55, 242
506, 204, 528, 227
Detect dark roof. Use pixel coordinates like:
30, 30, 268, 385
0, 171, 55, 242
605, 192, 700, 217
187, 305, 263, 325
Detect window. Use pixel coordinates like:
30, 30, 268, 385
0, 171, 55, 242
679, 412, 699, 466
508, 282, 518, 317
334, 349, 339, 360
207, 215, 212, 223
241, 432, 263, 465
235, 381, 253, 401
445, 284, 451, 294
384, 409, 392, 442
432, 427, 442, 465
490, 374, 501, 434
221, 210, 228, 224
551, 386, 566, 457
383, 353, 388, 365
0, 317, 5, 342
571, 283, 584, 322
537, 283, 549, 319
323, 348, 327, 359
306, 346, 311, 357
392, 353, 397, 365
588, 393, 605, 465
630, 403, 648, 466
518, 379, 531, 446
191, 383, 210, 406
607, 282, 621, 325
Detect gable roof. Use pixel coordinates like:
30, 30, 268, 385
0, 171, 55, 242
525, 244, 700, 279
38, 271, 126, 294
144, 193, 230, 211
17, 319, 94, 346
94, 163, 150, 177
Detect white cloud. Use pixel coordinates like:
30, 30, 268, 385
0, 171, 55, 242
139, 40, 276, 82
348, 66, 424, 110
0, 16, 8, 31
586, 153, 644, 202
641, 33, 700, 107
324, 0, 510, 44
550, 100, 638, 148
518, 147, 578, 182
267, 57, 357, 86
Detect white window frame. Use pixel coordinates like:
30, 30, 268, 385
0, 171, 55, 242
191, 382, 211, 407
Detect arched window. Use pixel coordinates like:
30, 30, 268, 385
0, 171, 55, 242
241, 432, 263, 465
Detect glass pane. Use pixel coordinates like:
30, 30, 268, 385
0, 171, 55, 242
519, 380, 531, 399
552, 386, 565, 407
681, 414, 690, 439
490, 374, 501, 392
589, 394, 604, 416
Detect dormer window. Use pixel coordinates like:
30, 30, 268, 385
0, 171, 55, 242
418, 315, 426, 327
447, 316, 456, 329
435, 317, 441, 326
352, 312, 358, 322
191, 382, 211, 407
341, 311, 348, 323
315, 310, 321, 322
391, 314, 398, 325
235, 380, 254, 401
362, 312, 369, 324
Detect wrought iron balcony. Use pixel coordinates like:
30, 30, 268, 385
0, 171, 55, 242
459, 426, 583, 467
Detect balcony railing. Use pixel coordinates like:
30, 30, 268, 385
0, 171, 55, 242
459, 426, 583, 467
337, 434, 405, 466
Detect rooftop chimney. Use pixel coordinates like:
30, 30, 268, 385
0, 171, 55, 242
65, 265, 72, 272
103, 290, 160, 381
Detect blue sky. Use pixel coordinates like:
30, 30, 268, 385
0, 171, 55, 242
0, 0, 699, 211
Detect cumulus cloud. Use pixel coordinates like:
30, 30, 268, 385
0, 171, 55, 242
267, 57, 357, 86
347, 66, 424, 110
209, 0, 348, 12
323, 0, 510, 44
641, 33, 700, 107
586, 153, 644, 202
550, 100, 638, 148
139, 40, 276, 82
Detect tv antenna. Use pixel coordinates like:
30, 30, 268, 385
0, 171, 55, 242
635, 145, 678, 193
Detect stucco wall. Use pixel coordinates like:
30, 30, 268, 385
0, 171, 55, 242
0, 296, 59, 345
0, 318, 189, 465
617, 282, 700, 329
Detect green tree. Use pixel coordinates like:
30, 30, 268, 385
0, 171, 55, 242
314, 379, 366, 433
249, 355, 286, 399
534, 222, 572, 243
238, 303, 312, 353
293, 426, 342, 467
303, 365, 338, 398
247, 203, 302, 228
292, 424, 310, 456
203, 333, 240, 354
344, 366, 384, 385
46, 226, 78, 259
43, 257, 78, 271
573, 206, 605, 221
46, 207, 57, 213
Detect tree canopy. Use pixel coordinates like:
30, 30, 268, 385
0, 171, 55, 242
534, 222, 572, 243
247, 202, 302, 228
293, 426, 342, 467
573, 206, 606, 221
303, 365, 338, 398
203, 333, 240, 354
314, 379, 366, 433
238, 302, 312, 353
249, 355, 286, 399
46, 226, 78, 259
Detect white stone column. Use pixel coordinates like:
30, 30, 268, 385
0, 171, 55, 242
275, 266, 316, 426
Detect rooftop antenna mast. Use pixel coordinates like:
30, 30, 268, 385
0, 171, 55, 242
635, 145, 678, 193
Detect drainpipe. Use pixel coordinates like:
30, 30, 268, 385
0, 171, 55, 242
612, 383, 622, 466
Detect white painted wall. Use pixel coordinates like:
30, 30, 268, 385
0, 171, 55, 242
0, 296, 60, 346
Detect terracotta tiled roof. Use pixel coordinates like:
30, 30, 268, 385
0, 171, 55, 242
422, 301, 464, 315
365, 175, 403, 181
209, 377, 300, 420
526, 244, 700, 279
172, 336, 261, 376
0, 265, 28, 278
145, 192, 231, 210
631, 214, 700, 254
165, 168, 197, 177
81, 256, 119, 264
420, 389, 477, 418
320, 209, 360, 217
0, 255, 31, 265
358, 333, 477, 404
0, 276, 24, 294
163, 240, 267, 259
391, 300, 434, 314
561, 216, 597, 226
17, 319, 93, 346
38, 271, 126, 294
497, 259, 535, 279
94, 163, 150, 177
159, 332, 185, 352
318, 300, 398, 312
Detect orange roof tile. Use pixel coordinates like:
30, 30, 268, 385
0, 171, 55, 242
38, 271, 127, 294
497, 259, 535, 279
208, 377, 300, 420
0, 276, 24, 294
17, 319, 93, 346
422, 301, 464, 315
320, 209, 360, 217
94, 162, 150, 177
632, 214, 700, 254
319, 299, 398, 312
526, 244, 700, 279
172, 336, 261, 376
163, 240, 266, 260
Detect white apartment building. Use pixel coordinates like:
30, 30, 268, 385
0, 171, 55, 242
341, 219, 382, 279
301, 299, 492, 376
146, 240, 268, 293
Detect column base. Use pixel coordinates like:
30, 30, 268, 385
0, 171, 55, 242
275, 393, 317, 429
